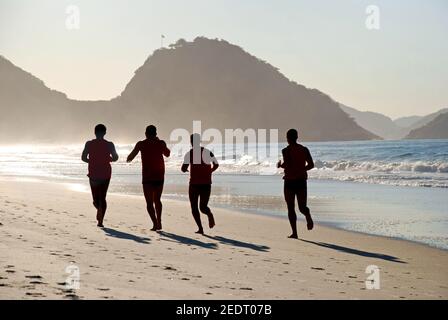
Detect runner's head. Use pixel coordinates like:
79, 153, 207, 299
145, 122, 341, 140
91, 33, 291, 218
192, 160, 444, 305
190, 133, 201, 148
145, 125, 157, 138
286, 129, 298, 145
95, 124, 107, 139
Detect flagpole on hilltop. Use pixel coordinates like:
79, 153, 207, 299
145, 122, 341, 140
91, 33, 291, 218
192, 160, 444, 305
161, 34, 165, 48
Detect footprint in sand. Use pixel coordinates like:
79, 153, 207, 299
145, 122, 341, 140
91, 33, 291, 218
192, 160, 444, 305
164, 266, 177, 271
26, 292, 45, 298
209, 285, 221, 289
239, 287, 253, 291
61, 289, 77, 296
0, 283, 12, 287
21, 284, 36, 289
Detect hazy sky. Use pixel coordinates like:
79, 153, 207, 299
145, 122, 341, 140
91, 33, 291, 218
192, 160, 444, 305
0, 0, 447, 118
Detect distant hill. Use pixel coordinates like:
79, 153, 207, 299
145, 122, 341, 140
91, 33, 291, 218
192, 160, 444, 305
406, 108, 448, 132
1, 37, 381, 143
394, 115, 422, 128
0, 56, 78, 142
406, 112, 448, 139
340, 104, 406, 140
341, 104, 448, 140
115, 38, 379, 142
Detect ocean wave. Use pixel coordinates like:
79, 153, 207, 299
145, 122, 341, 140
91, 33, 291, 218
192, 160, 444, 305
1, 141, 447, 188
313, 159, 448, 174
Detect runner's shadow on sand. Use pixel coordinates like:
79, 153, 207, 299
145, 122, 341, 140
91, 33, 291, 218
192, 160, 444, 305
158, 231, 218, 250
102, 227, 151, 244
299, 239, 406, 264
203, 235, 270, 252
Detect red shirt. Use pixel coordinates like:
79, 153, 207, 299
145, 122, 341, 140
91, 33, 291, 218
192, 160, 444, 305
136, 138, 169, 182
87, 139, 113, 180
281, 144, 313, 180
184, 147, 217, 185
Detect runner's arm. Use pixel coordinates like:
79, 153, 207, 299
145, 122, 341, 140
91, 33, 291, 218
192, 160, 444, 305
181, 152, 190, 172
277, 149, 287, 168
211, 152, 219, 172
305, 148, 314, 171
81, 142, 90, 163
126, 143, 140, 163
109, 142, 119, 162
162, 141, 171, 157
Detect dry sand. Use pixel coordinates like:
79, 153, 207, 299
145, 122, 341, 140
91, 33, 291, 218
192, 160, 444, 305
0, 179, 447, 299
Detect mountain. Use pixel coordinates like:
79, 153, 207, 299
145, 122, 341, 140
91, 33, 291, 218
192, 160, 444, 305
394, 116, 422, 128
406, 108, 448, 132
341, 104, 448, 140
0, 56, 69, 142
0, 37, 379, 143
406, 112, 448, 139
340, 104, 406, 140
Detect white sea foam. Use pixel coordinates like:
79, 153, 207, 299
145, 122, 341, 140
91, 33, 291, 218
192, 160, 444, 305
0, 140, 447, 188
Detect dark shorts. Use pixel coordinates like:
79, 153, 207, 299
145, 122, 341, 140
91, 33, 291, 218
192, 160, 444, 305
189, 184, 212, 193
142, 180, 164, 187
189, 184, 212, 214
284, 179, 307, 190
89, 178, 111, 188
284, 179, 308, 212
89, 178, 110, 207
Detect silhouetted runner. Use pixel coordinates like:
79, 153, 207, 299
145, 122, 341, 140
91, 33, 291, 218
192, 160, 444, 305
82, 124, 119, 228
181, 134, 219, 235
277, 129, 314, 239
127, 125, 170, 231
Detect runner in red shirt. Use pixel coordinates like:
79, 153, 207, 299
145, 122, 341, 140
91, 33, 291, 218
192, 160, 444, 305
277, 129, 314, 238
127, 125, 170, 231
181, 134, 219, 234
82, 124, 119, 227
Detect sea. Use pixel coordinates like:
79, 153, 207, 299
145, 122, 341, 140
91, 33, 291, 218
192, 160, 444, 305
0, 139, 447, 249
